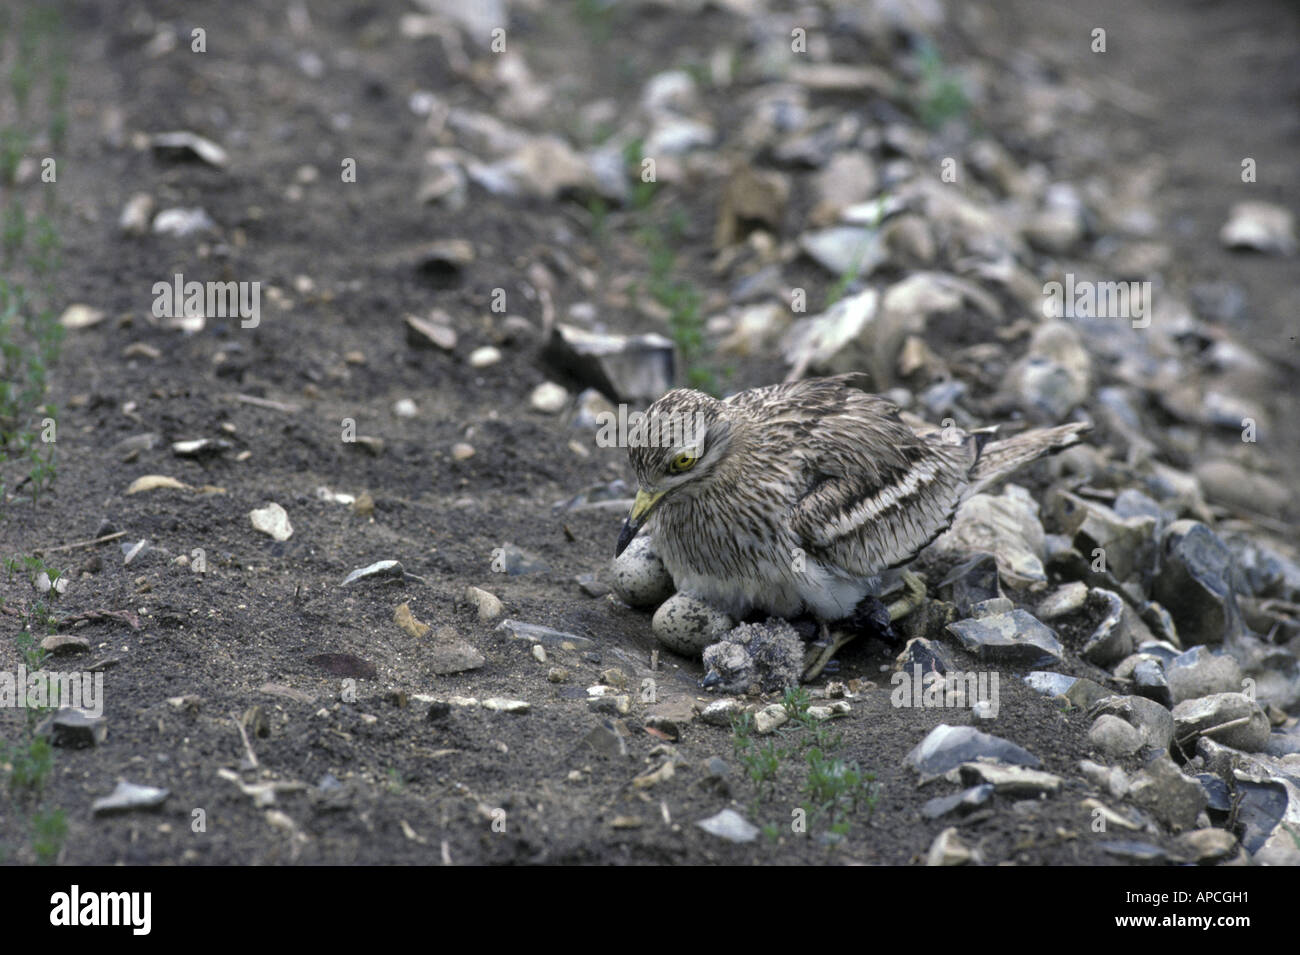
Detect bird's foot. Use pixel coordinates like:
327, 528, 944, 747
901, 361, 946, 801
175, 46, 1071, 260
802, 622, 855, 683
886, 570, 929, 623
799, 573, 929, 683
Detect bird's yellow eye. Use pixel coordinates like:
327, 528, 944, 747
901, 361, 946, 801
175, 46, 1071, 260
670, 452, 697, 473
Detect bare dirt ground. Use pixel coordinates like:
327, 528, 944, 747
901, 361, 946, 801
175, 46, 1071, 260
1, 0, 1296, 866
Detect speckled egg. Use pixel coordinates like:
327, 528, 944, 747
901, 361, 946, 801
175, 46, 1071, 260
652, 593, 735, 656
610, 535, 675, 608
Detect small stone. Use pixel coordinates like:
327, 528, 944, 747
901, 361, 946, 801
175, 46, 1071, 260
469, 346, 502, 368
714, 162, 789, 248
1005, 321, 1091, 421
587, 693, 631, 716
349, 435, 385, 457
1023, 671, 1078, 698
394, 602, 431, 638
957, 763, 1062, 796
583, 720, 629, 758
780, 289, 882, 378
1195, 459, 1289, 519
1127, 656, 1172, 708
40, 635, 89, 656
171, 437, 232, 458
1089, 695, 1174, 751
1088, 714, 1143, 758
798, 228, 886, 277
429, 626, 486, 675
921, 784, 994, 820
530, 381, 569, 414
631, 761, 675, 789
946, 610, 1063, 668
1079, 759, 1132, 801
532, 644, 547, 663
393, 398, 418, 417
575, 573, 609, 598
1054, 493, 1157, 587
906, 724, 1041, 778
482, 698, 529, 713
1037, 582, 1088, 620
151, 130, 229, 168
968, 597, 1012, 619
926, 827, 975, 866
1166, 646, 1243, 704
700, 698, 743, 726
405, 313, 458, 351
1100, 841, 1169, 864
1173, 693, 1270, 752
1080, 798, 1142, 831
599, 668, 629, 689
1127, 755, 1208, 831
753, 703, 789, 734
60, 304, 107, 330
1220, 200, 1296, 255
414, 239, 474, 284
937, 554, 1004, 616
152, 207, 216, 237
806, 701, 851, 721
547, 667, 568, 683
340, 559, 404, 586
1174, 828, 1240, 864
1152, 520, 1245, 646
495, 619, 595, 650
934, 486, 1048, 588
92, 781, 170, 815
249, 502, 293, 541
541, 324, 675, 405
36, 708, 107, 748
696, 808, 758, 843
118, 193, 154, 235
126, 474, 191, 494
465, 585, 503, 622
1080, 588, 1136, 667
646, 697, 696, 741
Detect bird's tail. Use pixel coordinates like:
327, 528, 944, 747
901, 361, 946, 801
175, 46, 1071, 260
968, 421, 1090, 495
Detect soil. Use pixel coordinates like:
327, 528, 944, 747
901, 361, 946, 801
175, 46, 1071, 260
0, 0, 1296, 865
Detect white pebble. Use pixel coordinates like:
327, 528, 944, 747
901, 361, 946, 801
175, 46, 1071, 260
530, 381, 569, 414
464, 585, 503, 622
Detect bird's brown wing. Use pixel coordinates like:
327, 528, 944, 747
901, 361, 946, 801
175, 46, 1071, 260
784, 384, 975, 575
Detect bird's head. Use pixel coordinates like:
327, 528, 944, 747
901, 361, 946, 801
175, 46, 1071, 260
701, 638, 754, 694
614, 389, 733, 557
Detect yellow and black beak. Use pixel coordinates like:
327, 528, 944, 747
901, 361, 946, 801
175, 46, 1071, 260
614, 489, 665, 557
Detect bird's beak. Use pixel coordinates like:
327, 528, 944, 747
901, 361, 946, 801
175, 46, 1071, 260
700, 671, 722, 689
614, 489, 665, 557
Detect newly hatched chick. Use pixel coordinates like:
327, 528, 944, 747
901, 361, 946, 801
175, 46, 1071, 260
701, 619, 804, 695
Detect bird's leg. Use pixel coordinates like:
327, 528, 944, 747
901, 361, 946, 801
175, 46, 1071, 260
800, 572, 929, 683
801, 603, 888, 682
886, 570, 929, 623
802, 622, 845, 684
